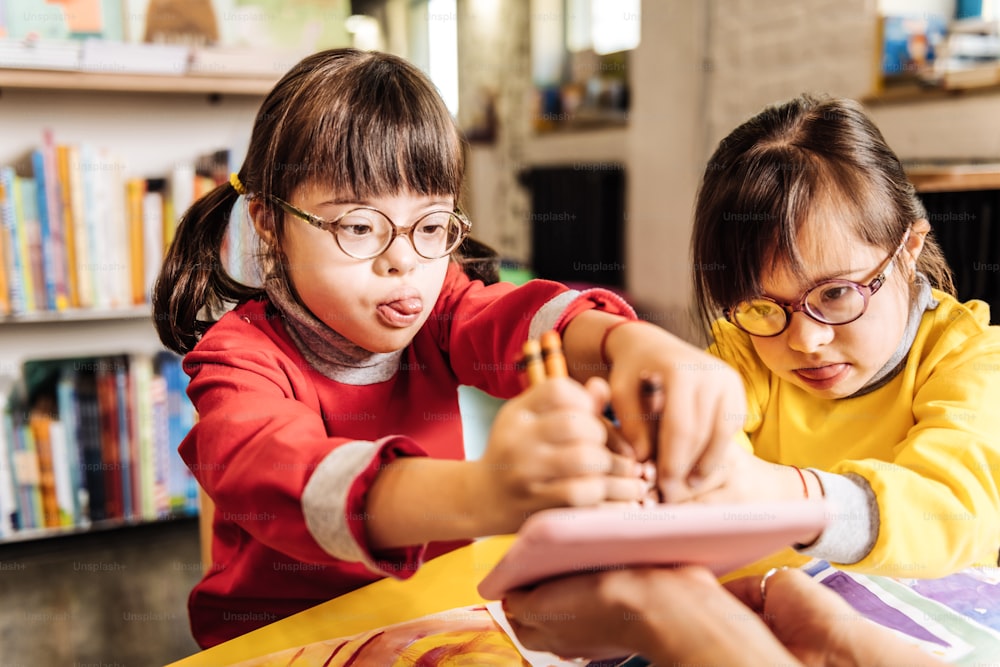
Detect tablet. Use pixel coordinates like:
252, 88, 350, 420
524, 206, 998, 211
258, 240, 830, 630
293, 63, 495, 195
477, 499, 828, 599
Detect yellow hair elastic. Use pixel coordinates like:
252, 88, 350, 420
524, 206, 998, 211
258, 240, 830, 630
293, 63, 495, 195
229, 172, 247, 195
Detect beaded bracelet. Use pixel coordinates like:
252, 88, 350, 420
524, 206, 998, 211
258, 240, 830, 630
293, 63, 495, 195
792, 466, 809, 499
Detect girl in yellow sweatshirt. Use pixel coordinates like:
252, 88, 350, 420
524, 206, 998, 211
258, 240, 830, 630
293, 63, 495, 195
686, 93, 1000, 576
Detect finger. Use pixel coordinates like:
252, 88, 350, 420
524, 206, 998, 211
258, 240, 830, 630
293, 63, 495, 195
722, 575, 765, 611
583, 376, 611, 415
519, 377, 594, 414
612, 394, 653, 461
533, 442, 615, 478
603, 475, 648, 502
532, 475, 608, 508
607, 451, 644, 479
685, 437, 736, 494
604, 421, 637, 459
656, 398, 706, 481
533, 409, 608, 447
687, 403, 743, 490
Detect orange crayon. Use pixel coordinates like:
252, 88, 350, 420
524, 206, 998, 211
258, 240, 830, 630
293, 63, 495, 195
540, 330, 568, 379
522, 339, 547, 386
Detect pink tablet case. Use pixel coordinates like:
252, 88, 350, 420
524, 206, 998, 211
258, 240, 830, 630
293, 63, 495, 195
478, 499, 829, 599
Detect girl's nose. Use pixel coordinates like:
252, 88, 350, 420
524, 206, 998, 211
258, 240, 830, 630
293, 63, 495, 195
784, 311, 834, 353
374, 234, 418, 275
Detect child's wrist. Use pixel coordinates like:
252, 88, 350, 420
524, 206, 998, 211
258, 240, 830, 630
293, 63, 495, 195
599, 319, 650, 366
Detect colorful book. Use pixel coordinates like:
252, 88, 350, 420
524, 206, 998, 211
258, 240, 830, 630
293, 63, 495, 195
31, 142, 66, 311
77, 143, 103, 309
39, 129, 68, 310
125, 177, 146, 306
56, 365, 85, 524
28, 408, 60, 528
0, 169, 11, 315
13, 415, 43, 530
65, 144, 94, 309
55, 143, 81, 308
114, 357, 133, 519
13, 176, 39, 313
143, 179, 166, 303
157, 351, 197, 515
74, 364, 106, 522
0, 166, 26, 314
96, 361, 123, 520
150, 373, 170, 517
48, 420, 74, 527
0, 409, 16, 536
130, 353, 156, 519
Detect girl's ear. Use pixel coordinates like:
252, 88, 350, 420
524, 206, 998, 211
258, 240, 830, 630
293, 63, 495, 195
248, 198, 276, 245
905, 219, 931, 274
907, 219, 930, 258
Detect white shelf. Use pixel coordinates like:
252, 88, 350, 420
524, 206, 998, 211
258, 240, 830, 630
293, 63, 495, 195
0, 67, 277, 96
0, 305, 152, 324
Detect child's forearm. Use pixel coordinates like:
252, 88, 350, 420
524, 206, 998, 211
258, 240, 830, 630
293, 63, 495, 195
364, 457, 495, 549
562, 310, 638, 381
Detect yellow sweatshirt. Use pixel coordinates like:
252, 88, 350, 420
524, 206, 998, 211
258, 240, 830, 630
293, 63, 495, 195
710, 290, 1000, 577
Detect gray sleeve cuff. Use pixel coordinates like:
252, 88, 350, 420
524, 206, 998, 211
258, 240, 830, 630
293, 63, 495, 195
528, 290, 581, 341
796, 470, 879, 565
300, 440, 386, 573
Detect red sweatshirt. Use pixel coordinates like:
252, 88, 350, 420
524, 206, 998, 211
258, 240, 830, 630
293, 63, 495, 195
181, 264, 634, 647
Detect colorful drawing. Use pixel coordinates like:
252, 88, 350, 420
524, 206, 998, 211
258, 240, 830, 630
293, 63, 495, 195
808, 561, 1000, 666
229, 605, 530, 667
911, 570, 1000, 633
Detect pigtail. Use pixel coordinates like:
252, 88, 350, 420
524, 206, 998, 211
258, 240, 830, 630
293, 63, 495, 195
454, 236, 501, 285
152, 180, 264, 354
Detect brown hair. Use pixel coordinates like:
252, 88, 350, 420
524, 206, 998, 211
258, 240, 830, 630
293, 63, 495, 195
691, 93, 954, 335
153, 48, 496, 354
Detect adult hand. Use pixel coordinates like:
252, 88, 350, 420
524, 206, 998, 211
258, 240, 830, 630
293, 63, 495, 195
725, 568, 946, 667
504, 566, 797, 665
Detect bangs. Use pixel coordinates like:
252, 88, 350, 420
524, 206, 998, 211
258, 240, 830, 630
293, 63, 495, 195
697, 146, 904, 312
260, 53, 463, 202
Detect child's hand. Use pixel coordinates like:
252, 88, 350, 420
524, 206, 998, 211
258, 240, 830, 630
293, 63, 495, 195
683, 445, 823, 555
474, 376, 647, 535
604, 322, 747, 503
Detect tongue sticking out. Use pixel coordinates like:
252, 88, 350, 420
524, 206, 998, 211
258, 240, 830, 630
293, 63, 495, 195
796, 364, 846, 381
377, 298, 423, 327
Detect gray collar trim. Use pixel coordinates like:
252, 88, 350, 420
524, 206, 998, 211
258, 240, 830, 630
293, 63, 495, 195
846, 275, 937, 399
264, 275, 403, 385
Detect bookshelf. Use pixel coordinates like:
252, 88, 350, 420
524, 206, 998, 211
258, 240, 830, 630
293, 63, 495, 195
0, 67, 266, 544
0, 67, 279, 96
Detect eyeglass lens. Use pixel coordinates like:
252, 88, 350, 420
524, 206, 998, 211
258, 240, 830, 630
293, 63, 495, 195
336, 209, 464, 259
732, 281, 867, 335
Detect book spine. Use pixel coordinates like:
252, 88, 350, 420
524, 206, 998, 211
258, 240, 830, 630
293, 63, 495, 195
150, 374, 170, 517
40, 129, 68, 310
160, 351, 197, 514
142, 183, 165, 304
55, 144, 80, 308
96, 362, 122, 519
0, 166, 25, 314
76, 366, 105, 522
31, 149, 58, 311
125, 177, 145, 306
48, 421, 75, 527
131, 354, 156, 519
56, 366, 85, 525
0, 410, 16, 536
66, 145, 93, 309
12, 177, 37, 313
115, 358, 133, 519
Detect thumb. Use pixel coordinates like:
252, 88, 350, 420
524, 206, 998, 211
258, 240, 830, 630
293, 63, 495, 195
583, 376, 611, 415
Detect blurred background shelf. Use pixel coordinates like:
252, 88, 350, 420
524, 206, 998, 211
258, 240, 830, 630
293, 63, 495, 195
0, 67, 278, 95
